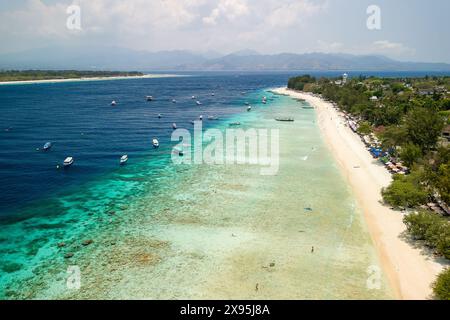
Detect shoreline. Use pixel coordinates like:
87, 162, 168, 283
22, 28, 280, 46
0, 73, 183, 85
272, 87, 445, 300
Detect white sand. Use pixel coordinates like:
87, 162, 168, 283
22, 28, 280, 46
272, 87, 445, 300
0, 74, 183, 85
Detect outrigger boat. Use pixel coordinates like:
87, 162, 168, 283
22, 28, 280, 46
152, 138, 160, 148
275, 118, 295, 122
173, 147, 184, 156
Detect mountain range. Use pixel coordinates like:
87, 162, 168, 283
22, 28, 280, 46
1, 46, 450, 72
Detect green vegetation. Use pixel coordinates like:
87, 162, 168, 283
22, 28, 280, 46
287, 75, 316, 91
432, 268, 450, 300
0, 70, 143, 82
403, 211, 450, 259
357, 121, 372, 135
382, 172, 428, 208
288, 74, 450, 299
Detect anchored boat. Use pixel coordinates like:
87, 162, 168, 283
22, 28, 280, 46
63, 157, 74, 167
120, 155, 128, 165
43, 142, 52, 151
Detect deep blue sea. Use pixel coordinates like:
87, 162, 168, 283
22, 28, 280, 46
0, 73, 292, 220
1, 70, 447, 221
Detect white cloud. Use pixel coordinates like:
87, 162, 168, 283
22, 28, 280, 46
316, 40, 344, 53
203, 0, 250, 26
370, 40, 416, 57
267, 0, 327, 28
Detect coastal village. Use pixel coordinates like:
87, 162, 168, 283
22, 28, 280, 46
288, 74, 450, 299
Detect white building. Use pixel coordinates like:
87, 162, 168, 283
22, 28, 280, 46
342, 73, 348, 84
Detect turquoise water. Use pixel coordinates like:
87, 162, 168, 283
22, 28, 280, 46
0, 74, 393, 299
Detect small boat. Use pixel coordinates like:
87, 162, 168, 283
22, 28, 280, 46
247, 106, 252, 112
146, 96, 153, 101
111, 100, 117, 106
158, 113, 162, 119
191, 95, 196, 99
152, 138, 160, 148
63, 157, 74, 167
208, 116, 219, 120
211, 93, 215, 96
172, 99, 177, 103
199, 115, 203, 121
172, 123, 177, 130
120, 155, 128, 165
43, 142, 52, 151
229, 122, 241, 126
173, 147, 184, 156
196, 101, 202, 106
275, 118, 295, 122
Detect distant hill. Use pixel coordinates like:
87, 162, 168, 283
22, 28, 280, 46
1, 46, 449, 72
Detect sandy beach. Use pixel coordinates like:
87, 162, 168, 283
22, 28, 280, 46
0, 73, 182, 85
272, 87, 445, 300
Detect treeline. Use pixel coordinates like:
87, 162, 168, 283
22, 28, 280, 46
0, 70, 143, 82
288, 74, 450, 299
287, 75, 316, 91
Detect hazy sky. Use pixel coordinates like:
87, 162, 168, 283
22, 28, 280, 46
1, 0, 449, 62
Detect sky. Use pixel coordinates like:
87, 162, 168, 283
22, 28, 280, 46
0, 0, 449, 63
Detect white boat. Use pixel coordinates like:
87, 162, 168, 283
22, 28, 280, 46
111, 100, 117, 106
172, 99, 177, 103
211, 93, 215, 96
120, 155, 128, 165
191, 95, 196, 99
158, 113, 162, 118
63, 157, 74, 167
174, 147, 184, 156
208, 116, 219, 120
43, 142, 52, 151
146, 96, 153, 101
247, 106, 252, 112
199, 115, 203, 121
196, 101, 202, 106
172, 123, 177, 130
152, 138, 160, 148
